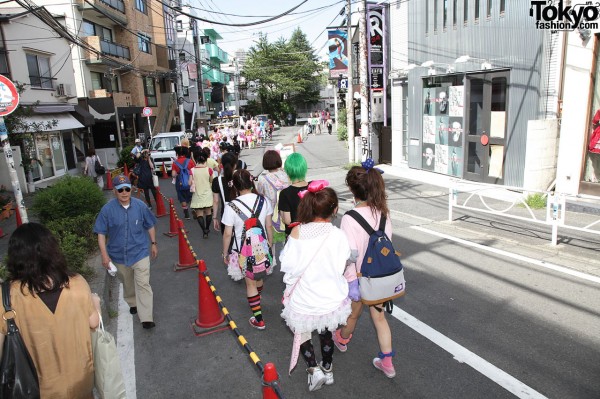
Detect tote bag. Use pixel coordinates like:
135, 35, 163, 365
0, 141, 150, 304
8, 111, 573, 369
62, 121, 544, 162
91, 314, 126, 399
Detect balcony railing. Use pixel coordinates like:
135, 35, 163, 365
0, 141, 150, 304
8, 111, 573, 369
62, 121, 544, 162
99, 0, 124, 13
100, 39, 130, 60
205, 43, 228, 63
203, 68, 230, 85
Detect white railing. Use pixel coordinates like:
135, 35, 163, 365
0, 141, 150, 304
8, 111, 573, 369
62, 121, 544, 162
448, 181, 600, 245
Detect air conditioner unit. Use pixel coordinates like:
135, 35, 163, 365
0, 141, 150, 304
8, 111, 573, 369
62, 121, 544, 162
56, 83, 72, 97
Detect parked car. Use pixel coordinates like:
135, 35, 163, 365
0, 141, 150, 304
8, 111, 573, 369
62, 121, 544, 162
148, 132, 187, 173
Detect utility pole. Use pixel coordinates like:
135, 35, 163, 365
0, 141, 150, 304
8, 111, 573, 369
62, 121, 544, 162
234, 57, 240, 116
177, 50, 186, 132
346, 0, 355, 163
358, 0, 370, 159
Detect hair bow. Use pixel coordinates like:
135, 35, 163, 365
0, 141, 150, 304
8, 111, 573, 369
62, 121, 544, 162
361, 158, 384, 174
298, 180, 329, 199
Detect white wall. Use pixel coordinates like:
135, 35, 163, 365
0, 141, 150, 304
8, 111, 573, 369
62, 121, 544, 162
524, 119, 559, 191
389, 0, 408, 166
556, 31, 595, 195
1, 10, 78, 106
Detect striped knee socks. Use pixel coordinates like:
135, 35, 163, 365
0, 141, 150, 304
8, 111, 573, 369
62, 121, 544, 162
247, 294, 263, 322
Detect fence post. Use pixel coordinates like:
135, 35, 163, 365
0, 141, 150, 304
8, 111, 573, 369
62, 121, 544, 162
551, 193, 559, 246
448, 187, 454, 222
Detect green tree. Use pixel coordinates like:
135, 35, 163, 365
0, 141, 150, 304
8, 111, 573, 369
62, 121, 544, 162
242, 28, 321, 116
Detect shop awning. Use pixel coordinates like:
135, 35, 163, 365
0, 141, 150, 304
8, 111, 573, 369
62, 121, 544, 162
12, 113, 84, 133
71, 105, 95, 127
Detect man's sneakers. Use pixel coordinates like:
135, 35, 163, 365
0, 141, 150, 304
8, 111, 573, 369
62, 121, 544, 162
319, 362, 334, 385
372, 357, 396, 378
333, 329, 352, 352
249, 316, 265, 330
306, 367, 327, 392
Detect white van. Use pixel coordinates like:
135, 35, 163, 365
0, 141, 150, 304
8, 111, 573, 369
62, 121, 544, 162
148, 132, 186, 173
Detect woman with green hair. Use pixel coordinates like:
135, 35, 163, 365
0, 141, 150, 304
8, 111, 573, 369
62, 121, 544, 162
278, 152, 309, 238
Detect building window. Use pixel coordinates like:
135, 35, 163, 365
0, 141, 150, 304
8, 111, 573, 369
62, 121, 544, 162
464, 0, 469, 24
143, 77, 157, 106
82, 20, 95, 36
176, 20, 183, 32
487, 0, 492, 18
434, 0, 438, 32
138, 34, 151, 54
453, 0, 457, 27
26, 53, 52, 89
135, 0, 147, 14
475, 0, 480, 22
443, 0, 448, 30
425, 0, 429, 34
500, 0, 505, 14
90, 72, 104, 90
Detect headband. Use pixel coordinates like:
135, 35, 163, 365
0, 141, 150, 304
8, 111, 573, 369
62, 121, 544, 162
298, 180, 329, 199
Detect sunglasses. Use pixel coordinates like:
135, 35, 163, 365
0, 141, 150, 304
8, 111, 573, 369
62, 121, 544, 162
117, 187, 131, 193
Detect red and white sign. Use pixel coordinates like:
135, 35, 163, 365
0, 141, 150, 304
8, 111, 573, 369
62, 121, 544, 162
0, 75, 19, 117
142, 107, 153, 117
187, 63, 198, 80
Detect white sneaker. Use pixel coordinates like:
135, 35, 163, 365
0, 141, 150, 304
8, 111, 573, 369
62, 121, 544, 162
319, 362, 334, 385
307, 367, 326, 392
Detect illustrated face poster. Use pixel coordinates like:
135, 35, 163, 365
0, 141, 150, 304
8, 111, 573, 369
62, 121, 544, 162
436, 116, 449, 145
448, 117, 463, 146
437, 89, 449, 115
449, 86, 464, 117
422, 143, 435, 171
424, 89, 433, 115
448, 147, 463, 176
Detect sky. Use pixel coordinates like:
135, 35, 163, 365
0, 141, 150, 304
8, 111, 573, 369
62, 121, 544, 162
188, 0, 347, 62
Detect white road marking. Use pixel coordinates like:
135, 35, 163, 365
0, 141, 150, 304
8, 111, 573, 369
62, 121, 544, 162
411, 225, 600, 284
117, 283, 136, 399
391, 306, 548, 399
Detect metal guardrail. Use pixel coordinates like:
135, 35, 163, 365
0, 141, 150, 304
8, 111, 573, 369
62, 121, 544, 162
448, 181, 600, 245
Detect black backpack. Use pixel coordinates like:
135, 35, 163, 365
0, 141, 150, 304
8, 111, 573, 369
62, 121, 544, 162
94, 157, 105, 175
346, 210, 406, 305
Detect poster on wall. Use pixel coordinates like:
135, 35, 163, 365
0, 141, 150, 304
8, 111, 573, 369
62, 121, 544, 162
422, 143, 435, 171
437, 89, 449, 115
448, 117, 463, 146
448, 147, 463, 176
449, 86, 464, 117
424, 89, 433, 115
435, 144, 448, 174
423, 116, 436, 144
436, 116, 449, 145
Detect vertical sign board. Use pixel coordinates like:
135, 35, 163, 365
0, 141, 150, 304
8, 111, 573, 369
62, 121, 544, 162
328, 29, 349, 78
0, 75, 27, 222
367, 4, 387, 124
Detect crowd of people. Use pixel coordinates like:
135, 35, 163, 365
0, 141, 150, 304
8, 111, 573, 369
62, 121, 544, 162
0, 111, 400, 395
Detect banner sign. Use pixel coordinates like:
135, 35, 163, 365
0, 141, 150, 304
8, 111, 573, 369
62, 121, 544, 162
327, 29, 349, 78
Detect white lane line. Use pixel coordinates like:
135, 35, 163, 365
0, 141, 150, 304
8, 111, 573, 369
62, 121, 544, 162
391, 306, 548, 399
117, 283, 136, 399
411, 225, 600, 285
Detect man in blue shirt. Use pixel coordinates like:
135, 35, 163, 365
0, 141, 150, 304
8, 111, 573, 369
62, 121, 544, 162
131, 138, 143, 159
94, 174, 158, 329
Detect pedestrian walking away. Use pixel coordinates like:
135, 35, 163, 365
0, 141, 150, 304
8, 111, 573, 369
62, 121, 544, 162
0, 223, 102, 397
336, 159, 397, 378
135, 149, 158, 209
279, 153, 309, 238
221, 170, 274, 329
94, 174, 158, 329
84, 148, 104, 190
172, 146, 196, 219
212, 152, 238, 234
191, 146, 214, 239
280, 181, 351, 392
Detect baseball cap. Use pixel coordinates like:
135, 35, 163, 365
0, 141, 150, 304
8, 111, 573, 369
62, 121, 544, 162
135, 139, 141, 143
112, 174, 131, 190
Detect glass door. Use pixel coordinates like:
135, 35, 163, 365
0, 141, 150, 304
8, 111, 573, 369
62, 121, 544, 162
50, 133, 66, 176
464, 71, 509, 183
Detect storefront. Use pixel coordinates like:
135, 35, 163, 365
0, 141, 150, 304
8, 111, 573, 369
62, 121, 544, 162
420, 70, 509, 183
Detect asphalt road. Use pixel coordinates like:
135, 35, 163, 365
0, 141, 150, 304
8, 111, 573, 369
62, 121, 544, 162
123, 126, 600, 399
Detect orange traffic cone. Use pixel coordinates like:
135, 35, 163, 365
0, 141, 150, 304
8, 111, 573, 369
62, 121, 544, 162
163, 198, 179, 237
262, 363, 281, 399
123, 163, 129, 177
105, 170, 113, 190
191, 259, 228, 336
161, 163, 169, 179
173, 219, 197, 271
154, 187, 168, 218
297, 130, 303, 144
